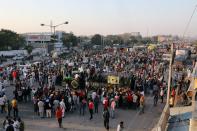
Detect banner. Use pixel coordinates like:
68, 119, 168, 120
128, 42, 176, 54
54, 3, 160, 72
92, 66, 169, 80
107, 75, 119, 84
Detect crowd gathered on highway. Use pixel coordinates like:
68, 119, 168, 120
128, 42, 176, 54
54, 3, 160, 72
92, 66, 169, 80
0, 44, 195, 131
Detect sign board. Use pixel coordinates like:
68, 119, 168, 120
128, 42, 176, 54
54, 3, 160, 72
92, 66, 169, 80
107, 75, 119, 84
176, 50, 188, 56
27, 35, 51, 42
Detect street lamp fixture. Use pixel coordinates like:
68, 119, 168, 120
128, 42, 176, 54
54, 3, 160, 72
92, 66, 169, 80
64, 21, 69, 24
40, 21, 69, 34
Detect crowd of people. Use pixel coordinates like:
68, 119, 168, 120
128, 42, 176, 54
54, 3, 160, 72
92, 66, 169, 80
0, 45, 193, 130
2, 116, 24, 131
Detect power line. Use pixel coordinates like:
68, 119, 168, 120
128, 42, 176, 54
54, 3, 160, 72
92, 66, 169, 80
182, 5, 197, 39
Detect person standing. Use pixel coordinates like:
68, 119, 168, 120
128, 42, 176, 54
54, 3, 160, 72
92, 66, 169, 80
38, 99, 44, 118
132, 93, 138, 110
0, 95, 5, 113
94, 95, 99, 113
60, 99, 66, 118
3, 116, 9, 129
88, 99, 94, 120
153, 91, 158, 106
81, 97, 87, 115
117, 121, 124, 131
56, 106, 63, 128
110, 99, 116, 119
18, 117, 25, 131
160, 88, 164, 103
103, 108, 110, 130
45, 99, 52, 118
139, 95, 145, 114
11, 98, 18, 118
6, 100, 12, 117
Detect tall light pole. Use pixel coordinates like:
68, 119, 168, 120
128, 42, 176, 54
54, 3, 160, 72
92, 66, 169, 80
40, 21, 68, 54
41, 21, 68, 39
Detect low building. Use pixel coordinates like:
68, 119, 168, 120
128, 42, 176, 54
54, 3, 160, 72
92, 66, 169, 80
22, 31, 64, 53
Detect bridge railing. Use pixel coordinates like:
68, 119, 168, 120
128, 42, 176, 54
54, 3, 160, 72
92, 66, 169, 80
152, 104, 170, 131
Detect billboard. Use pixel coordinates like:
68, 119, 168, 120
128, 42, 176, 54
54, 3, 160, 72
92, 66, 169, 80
27, 35, 51, 42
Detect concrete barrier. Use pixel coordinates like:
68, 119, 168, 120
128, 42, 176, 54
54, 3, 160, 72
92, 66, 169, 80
152, 104, 170, 131
170, 106, 193, 116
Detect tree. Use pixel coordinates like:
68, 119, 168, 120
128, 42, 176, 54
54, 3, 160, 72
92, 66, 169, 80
25, 45, 33, 55
141, 37, 152, 45
0, 29, 25, 50
62, 32, 78, 48
91, 34, 102, 45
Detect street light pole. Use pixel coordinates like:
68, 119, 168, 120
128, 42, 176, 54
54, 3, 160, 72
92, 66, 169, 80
41, 21, 69, 39
40, 21, 68, 54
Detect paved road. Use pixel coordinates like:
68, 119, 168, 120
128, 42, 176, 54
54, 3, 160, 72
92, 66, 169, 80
0, 83, 165, 131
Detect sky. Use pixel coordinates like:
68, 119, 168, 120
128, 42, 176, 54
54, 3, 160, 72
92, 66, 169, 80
0, 0, 197, 37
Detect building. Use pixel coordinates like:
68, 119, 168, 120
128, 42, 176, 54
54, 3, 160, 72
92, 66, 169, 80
157, 35, 180, 43
130, 32, 141, 37
118, 32, 141, 42
119, 32, 141, 38
22, 31, 64, 53
22, 32, 51, 46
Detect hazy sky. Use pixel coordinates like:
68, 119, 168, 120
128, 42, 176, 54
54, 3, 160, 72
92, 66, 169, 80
0, 0, 197, 36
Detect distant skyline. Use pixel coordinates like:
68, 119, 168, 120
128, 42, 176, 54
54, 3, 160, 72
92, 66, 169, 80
0, 0, 197, 37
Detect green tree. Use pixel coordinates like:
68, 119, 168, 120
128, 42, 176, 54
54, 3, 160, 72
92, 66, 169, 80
62, 32, 78, 48
91, 34, 102, 45
0, 29, 25, 50
141, 37, 152, 45
25, 45, 33, 55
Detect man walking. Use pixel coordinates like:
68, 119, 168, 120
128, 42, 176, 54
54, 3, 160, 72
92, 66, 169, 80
160, 88, 164, 103
56, 106, 63, 128
103, 108, 110, 130
80, 97, 86, 115
153, 91, 158, 106
11, 97, 18, 118
45, 99, 52, 118
139, 95, 145, 114
94, 95, 99, 113
38, 99, 44, 118
88, 99, 94, 120
110, 99, 116, 119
